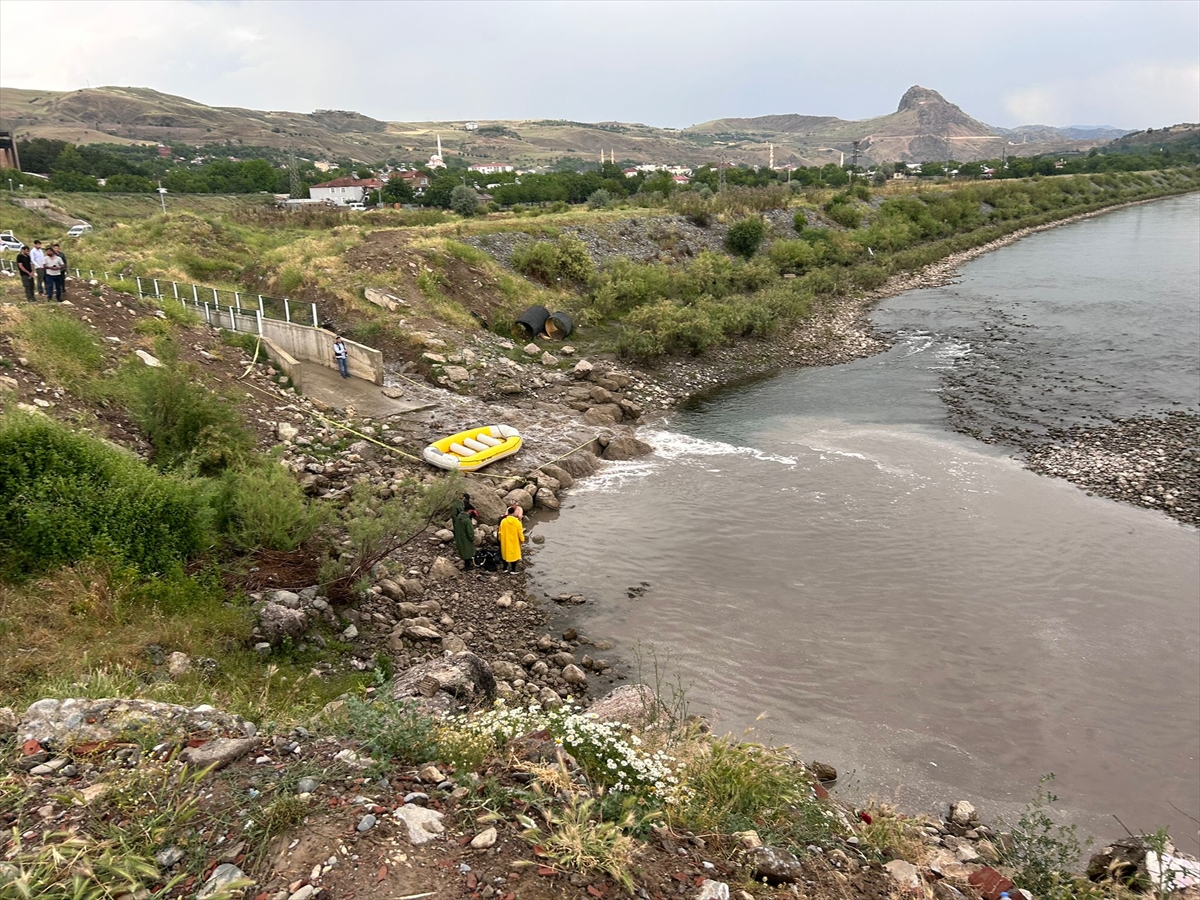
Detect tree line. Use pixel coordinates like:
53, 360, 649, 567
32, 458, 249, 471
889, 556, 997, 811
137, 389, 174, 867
8, 134, 1198, 201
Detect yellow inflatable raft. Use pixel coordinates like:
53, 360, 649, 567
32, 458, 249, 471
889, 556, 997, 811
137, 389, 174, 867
422, 424, 522, 472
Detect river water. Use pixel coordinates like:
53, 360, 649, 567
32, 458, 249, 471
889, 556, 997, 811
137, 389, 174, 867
530, 194, 1200, 849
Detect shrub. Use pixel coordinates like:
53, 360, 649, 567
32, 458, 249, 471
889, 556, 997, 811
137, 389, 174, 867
0, 412, 211, 578
212, 460, 326, 551
825, 201, 862, 229
587, 188, 612, 209
511, 235, 594, 284
768, 239, 820, 274
725, 217, 767, 258
345, 695, 438, 764
450, 184, 480, 217
125, 363, 253, 474
999, 775, 1091, 898
793, 209, 807, 233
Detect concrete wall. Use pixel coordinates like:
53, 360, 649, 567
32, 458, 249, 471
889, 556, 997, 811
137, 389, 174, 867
207, 307, 383, 385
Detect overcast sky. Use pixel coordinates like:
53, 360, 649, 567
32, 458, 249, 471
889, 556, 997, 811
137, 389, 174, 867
1, 0, 1197, 130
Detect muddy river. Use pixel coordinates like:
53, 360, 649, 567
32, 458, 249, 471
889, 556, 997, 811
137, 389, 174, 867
531, 194, 1200, 849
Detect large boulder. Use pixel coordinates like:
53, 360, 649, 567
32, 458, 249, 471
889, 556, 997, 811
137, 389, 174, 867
748, 846, 804, 885
583, 404, 623, 426
19, 698, 256, 751
587, 684, 671, 731
464, 484, 507, 525
428, 556, 460, 582
388, 652, 496, 715
503, 488, 534, 513
539, 463, 574, 490
601, 433, 653, 461
256, 601, 307, 645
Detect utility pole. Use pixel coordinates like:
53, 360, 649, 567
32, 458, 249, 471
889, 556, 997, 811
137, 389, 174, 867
850, 140, 861, 181
157, 181, 167, 214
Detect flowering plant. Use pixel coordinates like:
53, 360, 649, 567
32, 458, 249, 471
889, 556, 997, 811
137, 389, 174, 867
462, 701, 683, 802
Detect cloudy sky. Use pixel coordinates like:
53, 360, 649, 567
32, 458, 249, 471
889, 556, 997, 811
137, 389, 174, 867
1, 0, 1197, 130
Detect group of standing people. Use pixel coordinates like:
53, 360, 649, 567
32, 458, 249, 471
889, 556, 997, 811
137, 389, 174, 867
16, 240, 68, 302
451, 493, 526, 575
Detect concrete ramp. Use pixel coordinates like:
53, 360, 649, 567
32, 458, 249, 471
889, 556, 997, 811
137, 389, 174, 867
297, 364, 434, 417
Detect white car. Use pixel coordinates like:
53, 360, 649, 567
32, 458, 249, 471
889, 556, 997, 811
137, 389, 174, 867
347, 202, 367, 211
66, 223, 93, 237
0, 232, 23, 251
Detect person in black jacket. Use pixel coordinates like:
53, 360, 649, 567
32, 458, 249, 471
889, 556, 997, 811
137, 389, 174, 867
16, 246, 36, 301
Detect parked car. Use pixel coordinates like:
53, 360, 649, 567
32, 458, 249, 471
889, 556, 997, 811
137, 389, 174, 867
66, 223, 93, 237
0, 231, 24, 251
347, 202, 367, 211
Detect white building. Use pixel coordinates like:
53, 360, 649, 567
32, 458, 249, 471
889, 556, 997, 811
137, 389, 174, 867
308, 176, 383, 206
468, 162, 514, 175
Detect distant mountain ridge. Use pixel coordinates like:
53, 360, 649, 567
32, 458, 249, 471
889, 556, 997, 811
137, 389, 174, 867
0, 83, 1135, 168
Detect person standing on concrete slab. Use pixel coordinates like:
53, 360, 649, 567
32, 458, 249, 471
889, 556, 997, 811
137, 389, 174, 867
16, 246, 36, 301
333, 335, 349, 378
30, 241, 46, 296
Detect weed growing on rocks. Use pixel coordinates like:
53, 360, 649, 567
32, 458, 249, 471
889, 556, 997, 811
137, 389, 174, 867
669, 736, 844, 850
999, 774, 1094, 898
344, 695, 439, 766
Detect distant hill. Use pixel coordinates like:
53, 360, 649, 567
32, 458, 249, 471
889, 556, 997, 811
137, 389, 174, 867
0, 83, 1135, 168
1105, 123, 1200, 154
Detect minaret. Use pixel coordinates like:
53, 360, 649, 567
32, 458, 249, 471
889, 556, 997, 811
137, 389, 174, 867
769, 143, 774, 170
437, 134, 442, 158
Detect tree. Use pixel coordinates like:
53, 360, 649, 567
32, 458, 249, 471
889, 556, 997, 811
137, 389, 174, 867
450, 183, 480, 216
382, 175, 414, 204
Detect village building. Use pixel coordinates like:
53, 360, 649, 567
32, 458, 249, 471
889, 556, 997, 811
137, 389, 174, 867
396, 170, 431, 191
467, 162, 515, 175
308, 176, 383, 206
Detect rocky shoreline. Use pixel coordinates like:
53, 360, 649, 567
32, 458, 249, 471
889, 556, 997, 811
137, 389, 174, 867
624, 195, 1199, 528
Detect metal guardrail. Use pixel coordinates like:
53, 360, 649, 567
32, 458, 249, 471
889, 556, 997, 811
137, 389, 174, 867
0, 258, 320, 334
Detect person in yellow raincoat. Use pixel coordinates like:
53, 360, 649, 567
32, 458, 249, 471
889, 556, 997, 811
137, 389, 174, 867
498, 506, 525, 574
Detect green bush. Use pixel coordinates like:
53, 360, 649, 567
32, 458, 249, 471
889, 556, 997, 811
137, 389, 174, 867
511, 235, 594, 284
793, 210, 807, 233
126, 363, 253, 474
587, 189, 612, 209
212, 459, 326, 551
768, 239, 820, 274
824, 201, 862, 229
0, 412, 212, 578
345, 695, 438, 764
725, 217, 767, 258
450, 184, 480, 217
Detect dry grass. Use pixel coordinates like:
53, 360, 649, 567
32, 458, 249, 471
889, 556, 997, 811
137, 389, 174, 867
856, 802, 933, 864
0, 562, 249, 696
